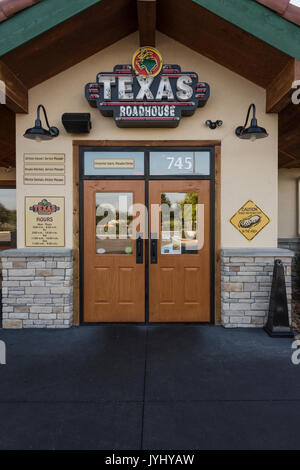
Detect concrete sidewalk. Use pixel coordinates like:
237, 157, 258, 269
0, 326, 299, 450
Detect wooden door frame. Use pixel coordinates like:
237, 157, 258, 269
73, 140, 221, 326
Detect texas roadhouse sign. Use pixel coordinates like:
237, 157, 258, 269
85, 47, 210, 128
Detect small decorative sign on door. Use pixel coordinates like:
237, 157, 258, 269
93, 158, 135, 169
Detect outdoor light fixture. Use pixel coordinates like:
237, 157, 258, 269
235, 103, 268, 142
24, 104, 59, 142
205, 120, 223, 130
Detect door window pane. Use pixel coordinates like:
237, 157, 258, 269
150, 151, 210, 175
85, 152, 144, 176
96, 193, 133, 255
161, 192, 199, 255
0, 188, 16, 247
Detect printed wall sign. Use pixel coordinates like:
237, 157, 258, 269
24, 154, 65, 185
93, 158, 135, 169
24, 154, 65, 163
24, 176, 65, 185
230, 200, 271, 241
85, 47, 210, 128
25, 197, 65, 247
24, 164, 65, 175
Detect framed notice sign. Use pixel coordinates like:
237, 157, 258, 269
23, 154, 66, 185
24, 154, 65, 164
25, 197, 65, 247
93, 158, 135, 169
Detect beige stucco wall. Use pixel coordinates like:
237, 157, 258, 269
16, 31, 278, 249
278, 169, 300, 238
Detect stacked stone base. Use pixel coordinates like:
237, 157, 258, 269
221, 249, 293, 328
0, 249, 73, 329
0, 247, 294, 330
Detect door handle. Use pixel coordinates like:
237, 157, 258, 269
150, 233, 158, 264
136, 233, 143, 264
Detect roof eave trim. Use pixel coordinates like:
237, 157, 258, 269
0, 0, 102, 57
192, 0, 300, 60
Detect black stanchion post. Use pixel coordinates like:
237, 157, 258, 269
264, 259, 294, 338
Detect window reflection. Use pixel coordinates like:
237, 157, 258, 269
161, 192, 198, 255
85, 152, 144, 176
150, 151, 210, 175
0, 188, 16, 246
95, 193, 133, 255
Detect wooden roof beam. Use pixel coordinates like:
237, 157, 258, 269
0, 105, 16, 168
137, 0, 156, 47
279, 153, 300, 169
0, 60, 28, 113
266, 58, 300, 113
278, 102, 300, 168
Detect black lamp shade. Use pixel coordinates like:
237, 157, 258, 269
236, 123, 268, 140
24, 124, 54, 141
236, 105, 268, 141
24, 128, 51, 140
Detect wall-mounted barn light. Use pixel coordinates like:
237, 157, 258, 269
235, 103, 268, 142
24, 104, 59, 142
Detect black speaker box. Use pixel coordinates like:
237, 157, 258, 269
62, 113, 92, 134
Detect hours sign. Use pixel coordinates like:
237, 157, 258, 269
85, 47, 210, 128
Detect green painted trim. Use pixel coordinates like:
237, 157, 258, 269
0, 0, 102, 57
1, 0, 299, 60
192, 0, 300, 60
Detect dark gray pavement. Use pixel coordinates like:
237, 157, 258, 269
0, 325, 299, 450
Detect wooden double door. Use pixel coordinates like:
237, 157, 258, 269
83, 179, 211, 323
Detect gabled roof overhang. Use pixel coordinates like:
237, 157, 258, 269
255, 0, 300, 27
0, 0, 43, 24
192, 0, 300, 60
1, 0, 299, 60
0, 0, 102, 56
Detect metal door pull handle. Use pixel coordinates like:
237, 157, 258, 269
150, 234, 158, 264
136, 233, 143, 264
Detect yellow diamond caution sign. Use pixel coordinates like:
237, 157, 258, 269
230, 200, 271, 241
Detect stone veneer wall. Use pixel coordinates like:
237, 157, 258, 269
278, 238, 300, 332
0, 249, 73, 329
221, 249, 294, 328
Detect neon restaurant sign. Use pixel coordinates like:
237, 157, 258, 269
85, 47, 210, 128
